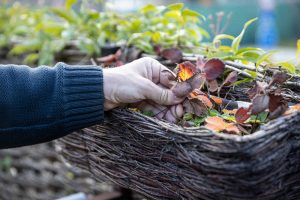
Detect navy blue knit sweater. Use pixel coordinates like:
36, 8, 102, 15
0, 62, 104, 149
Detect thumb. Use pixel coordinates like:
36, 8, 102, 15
143, 80, 184, 105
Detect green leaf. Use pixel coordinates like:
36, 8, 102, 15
208, 109, 220, 117
65, 0, 77, 10
183, 113, 193, 121
257, 112, 268, 123
167, 3, 184, 11
277, 62, 296, 74
245, 69, 257, 78
182, 9, 205, 20
164, 10, 183, 23
24, 53, 39, 64
234, 78, 253, 86
152, 32, 161, 43
51, 8, 77, 24
236, 47, 264, 55
256, 50, 277, 68
142, 111, 154, 117
198, 27, 210, 39
140, 4, 157, 14
231, 18, 258, 53
213, 34, 235, 45
9, 40, 41, 55
193, 116, 206, 126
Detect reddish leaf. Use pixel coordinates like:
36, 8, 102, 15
204, 116, 240, 134
211, 95, 223, 105
247, 81, 267, 100
208, 79, 218, 92
191, 88, 207, 96
203, 58, 225, 80
97, 54, 116, 63
161, 48, 183, 63
190, 93, 213, 108
251, 95, 270, 115
222, 71, 238, 87
177, 61, 197, 81
269, 94, 284, 112
183, 98, 208, 117
172, 73, 205, 97
235, 107, 251, 124
269, 71, 288, 86
269, 103, 288, 120
154, 45, 161, 55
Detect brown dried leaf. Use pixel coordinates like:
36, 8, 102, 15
161, 48, 183, 63
190, 94, 213, 108
183, 98, 208, 117
204, 116, 240, 134
269, 71, 288, 86
247, 81, 267, 100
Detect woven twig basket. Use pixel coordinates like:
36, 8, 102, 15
57, 108, 300, 200
0, 142, 114, 200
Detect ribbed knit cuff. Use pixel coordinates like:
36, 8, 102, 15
59, 63, 104, 132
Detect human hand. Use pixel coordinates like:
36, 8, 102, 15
103, 57, 184, 111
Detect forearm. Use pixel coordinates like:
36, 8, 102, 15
0, 62, 104, 148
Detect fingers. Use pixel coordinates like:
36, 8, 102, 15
140, 57, 177, 88
143, 79, 184, 105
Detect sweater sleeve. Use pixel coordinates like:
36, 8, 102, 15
0, 62, 104, 149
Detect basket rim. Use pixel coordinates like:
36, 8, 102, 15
108, 108, 300, 143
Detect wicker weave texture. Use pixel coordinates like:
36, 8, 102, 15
0, 142, 113, 200
58, 109, 300, 200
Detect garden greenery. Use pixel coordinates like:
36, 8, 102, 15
0, 0, 299, 75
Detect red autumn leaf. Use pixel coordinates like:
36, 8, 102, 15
203, 58, 225, 80
269, 71, 288, 86
177, 61, 197, 81
235, 107, 251, 124
251, 95, 270, 115
183, 98, 208, 117
207, 79, 218, 92
204, 116, 240, 134
222, 71, 238, 87
161, 48, 183, 63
